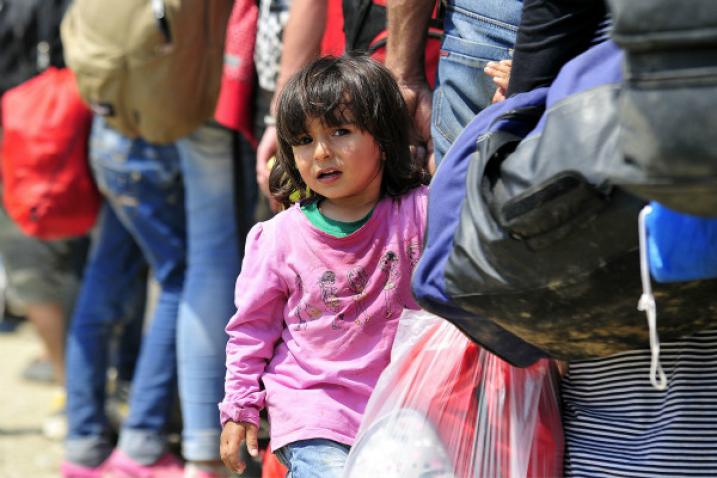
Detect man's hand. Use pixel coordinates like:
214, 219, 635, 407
220, 421, 259, 475
398, 80, 434, 164
385, 0, 437, 166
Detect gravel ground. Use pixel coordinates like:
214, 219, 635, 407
0, 322, 64, 478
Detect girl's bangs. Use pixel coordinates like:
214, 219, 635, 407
280, 69, 359, 143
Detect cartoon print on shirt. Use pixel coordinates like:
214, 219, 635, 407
319, 270, 340, 312
292, 303, 322, 332
379, 250, 400, 319
406, 241, 421, 270
291, 274, 307, 331
304, 303, 322, 320
292, 304, 307, 331
295, 273, 303, 296
347, 267, 369, 326
331, 313, 346, 330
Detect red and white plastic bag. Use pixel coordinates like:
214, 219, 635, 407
344, 310, 564, 478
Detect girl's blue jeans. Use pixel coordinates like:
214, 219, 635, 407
65, 117, 186, 467
275, 439, 351, 478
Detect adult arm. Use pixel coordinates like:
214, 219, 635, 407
256, 0, 327, 200
385, 0, 436, 159
507, 0, 608, 95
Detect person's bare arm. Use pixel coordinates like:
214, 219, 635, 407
274, 0, 326, 105
256, 0, 327, 202
386, 0, 437, 162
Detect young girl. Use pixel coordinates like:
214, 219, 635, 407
219, 55, 430, 477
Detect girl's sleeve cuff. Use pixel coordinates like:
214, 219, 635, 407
218, 402, 261, 428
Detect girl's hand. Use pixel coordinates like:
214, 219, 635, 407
220, 420, 259, 474
484, 60, 512, 104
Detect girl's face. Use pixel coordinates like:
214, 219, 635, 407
292, 116, 383, 211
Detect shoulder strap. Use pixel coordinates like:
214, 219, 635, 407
151, 0, 173, 43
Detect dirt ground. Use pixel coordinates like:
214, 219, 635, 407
0, 322, 64, 478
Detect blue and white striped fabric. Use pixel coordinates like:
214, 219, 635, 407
562, 329, 717, 477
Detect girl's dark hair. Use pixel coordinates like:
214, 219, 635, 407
270, 55, 430, 208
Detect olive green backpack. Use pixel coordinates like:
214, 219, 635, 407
61, 0, 232, 144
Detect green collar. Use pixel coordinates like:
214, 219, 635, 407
301, 200, 374, 237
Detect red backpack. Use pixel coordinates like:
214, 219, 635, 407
1, 67, 99, 240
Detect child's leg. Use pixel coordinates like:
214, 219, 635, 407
275, 439, 350, 478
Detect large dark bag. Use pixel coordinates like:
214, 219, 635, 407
607, 0, 717, 216
0, 0, 70, 95
413, 41, 717, 366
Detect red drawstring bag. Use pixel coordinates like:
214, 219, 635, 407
1, 67, 99, 240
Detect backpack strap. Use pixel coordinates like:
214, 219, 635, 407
151, 0, 173, 43
35, 0, 54, 70
342, 0, 376, 52
36, 0, 71, 71
343, 0, 443, 53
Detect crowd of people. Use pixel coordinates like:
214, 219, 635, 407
1, 0, 716, 477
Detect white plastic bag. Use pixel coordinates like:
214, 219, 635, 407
344, 310, 563, 478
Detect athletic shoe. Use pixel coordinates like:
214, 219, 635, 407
60, 459, 107, 478
102, 449, 184, 478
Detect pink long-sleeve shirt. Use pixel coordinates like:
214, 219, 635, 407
219, 186, 428, 450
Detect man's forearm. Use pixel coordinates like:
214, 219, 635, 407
272, 0, 327, 113
386, 0, 436, 84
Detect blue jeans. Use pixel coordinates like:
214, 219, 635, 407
432, 0, 523, 166
275, 439, 351, 478
176, 124, 254, 461
65, 118, 186, 467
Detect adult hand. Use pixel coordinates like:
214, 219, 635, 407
397, 80, 434, 163
256, 126, 278, 199
220, 421, 259, 475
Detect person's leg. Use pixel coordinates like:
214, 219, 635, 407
65, 203, 146, 468
87, 117, 187, 466
176, 123, 247, 468
431, 0, 523, 166
105, 281, 146, 433
114, 292, 146, 384
0, 199, 84, 385
275, 439, 351, 478
24, 302, 67, 383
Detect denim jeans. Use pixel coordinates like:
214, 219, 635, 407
65, 117, 186, 467
432, 0, 523, 166
175, 123, 254, 461
275, 439, 351, 478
